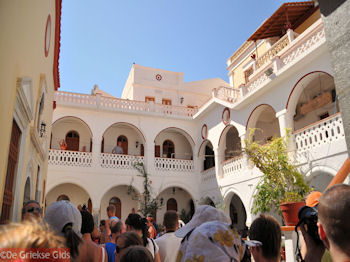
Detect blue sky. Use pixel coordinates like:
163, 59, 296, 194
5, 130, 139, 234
59, 0, 289, 97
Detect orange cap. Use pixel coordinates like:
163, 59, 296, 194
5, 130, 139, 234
305, 191, 322, 207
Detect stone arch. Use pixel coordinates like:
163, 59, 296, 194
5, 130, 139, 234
218, 125, 242, 161
157, 186, 194, 224
286, 71, 337, 131
246, 104, 280, 143
52, 116, 93, 152
198, 140, 215, 171
46, 183, 91, 208
100, 184, 141, 221
102, 122, 146, 155
223, 190, 247, 231
23, 177, 31, 203
154, 127, 194, 159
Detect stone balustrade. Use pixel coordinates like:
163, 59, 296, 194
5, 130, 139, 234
48, 149, 93, 167
154, 157, 194, 172
242, 19, 325, 98
201, 167, 216, 182
293, 113, 344, 153
222, 155, 245, 178
212, 86, 240, 103
55, 91, 198, 118
100, 153, 144, 169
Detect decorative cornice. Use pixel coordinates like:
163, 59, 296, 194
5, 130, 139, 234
53, 0, 62, 91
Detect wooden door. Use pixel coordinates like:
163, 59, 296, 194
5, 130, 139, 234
163, 140, 174, 158
66, 131, 79, 151
141, 144, 144, 156
167, 198, 178, 211
162, 99, 172, 105
155, 145, 160, 157
117, 136, 128, 154
109, 197, 121, 219
1, 120, 21, 223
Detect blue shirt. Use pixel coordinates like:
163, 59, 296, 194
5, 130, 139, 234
105, 242, 116, 262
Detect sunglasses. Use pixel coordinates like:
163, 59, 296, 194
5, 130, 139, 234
26, 207, 42, 213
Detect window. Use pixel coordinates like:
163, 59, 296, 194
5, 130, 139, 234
145, 96, 155, 103
162, 99, 172, 105
244, 67, 254, 83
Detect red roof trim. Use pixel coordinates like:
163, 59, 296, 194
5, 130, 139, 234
53, 0, 62, 91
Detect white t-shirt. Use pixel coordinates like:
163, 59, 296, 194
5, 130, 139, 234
146, 238, 159, 258
155, 232, 182, 262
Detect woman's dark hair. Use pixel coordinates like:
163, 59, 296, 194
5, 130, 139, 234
125, 213, 149, 246
120, 246, 153, 262
62, 223, 82, 259
80, 210, 94, 234
116, 232, 143, 249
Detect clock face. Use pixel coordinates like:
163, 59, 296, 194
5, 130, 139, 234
44, 15, 51, 57
156, 74, 162, 81
201, 124, 208, 139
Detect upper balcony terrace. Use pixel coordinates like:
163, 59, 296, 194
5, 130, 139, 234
54, 91, 198, 119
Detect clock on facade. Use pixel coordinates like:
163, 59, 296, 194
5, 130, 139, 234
156, 74, 162, 81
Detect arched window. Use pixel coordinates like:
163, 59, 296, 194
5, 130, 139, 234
109, 197, 121, 219
117, 135, 128, 155
167, 198, 177, 211
66, 131, 79, 151
163, 140, 175, 158
204, 145, 215, 170
57, 194, 70, 201
23, 177, 31, 203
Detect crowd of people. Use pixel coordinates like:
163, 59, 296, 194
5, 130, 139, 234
0, 184, 349, 262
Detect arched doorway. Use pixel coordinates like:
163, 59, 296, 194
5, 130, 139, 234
66, 131, 79, 151
23, 177, 31, 203
246, 105, 280, 143
288, 72, 338, 131
109, 197, 122, 219
308, 172, 333, 192
224, 126, 241, 160
167, 198, 178, 211
117, 135, 128, 154
226, 193, 247, 231
56, 194, 70, 201
163, 140, 175, 158
204, 144, 215, 170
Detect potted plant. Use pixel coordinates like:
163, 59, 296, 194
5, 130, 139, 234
244, 129, 311, 225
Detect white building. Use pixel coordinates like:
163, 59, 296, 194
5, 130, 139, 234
46, 2, 348, 230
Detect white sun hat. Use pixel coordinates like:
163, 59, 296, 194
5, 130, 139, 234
175, 205, 231, 238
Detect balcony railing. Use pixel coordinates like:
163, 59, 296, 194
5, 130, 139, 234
201, 167, 216, 182
242, 19, 325, 98
55, 91, 198, 118
293, 113, 344, 152
48, 149, 92, 167
154, 157, 194, 172
212, 86, 240, 103
222, 155, 245, 178
100, 153, 144, 169
255, 33, 290, 69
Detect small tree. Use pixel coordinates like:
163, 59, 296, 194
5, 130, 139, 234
132, 162, 162, 217
245, 129, 310, 215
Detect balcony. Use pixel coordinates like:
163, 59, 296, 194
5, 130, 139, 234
222, 155, 245, 178
293, 113, 344, 153
241, 19, 325, 98
100, 153, 145, 169
154, 157, 194, 172
201, 167, 216, 182
55, 91, 198, 118
212, 86, 240, 103
48, 149, 92, 167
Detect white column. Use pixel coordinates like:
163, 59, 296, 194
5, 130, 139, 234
214, 147, 223, 179
286, 28, 295, 43
144, 141, 155, 176
92, 136, 102, 168
276, 109, 296, 153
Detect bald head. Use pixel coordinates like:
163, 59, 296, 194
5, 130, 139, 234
318, 184, 350, 252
